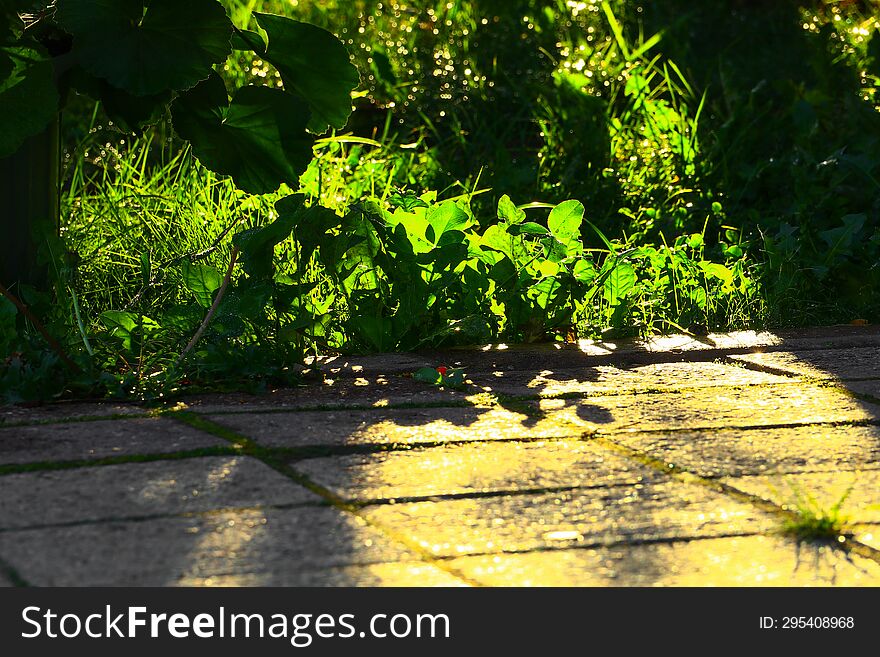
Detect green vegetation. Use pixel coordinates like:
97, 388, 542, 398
780, 483, 853, 542
2, 0, 880, 402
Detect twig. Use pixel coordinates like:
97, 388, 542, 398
0, 282, 83, 374
176, 247, 239, 366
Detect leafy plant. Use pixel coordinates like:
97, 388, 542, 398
0, 1, 359, 191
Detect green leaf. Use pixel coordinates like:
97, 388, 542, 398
603, 261, 636, 305
0, 45, 59, 158
426, 200, 470, 244
67, 67, 171, 130
507, 222, 549, 236
233, 194, 305, 278
413, 366, 442, 385
254, 12, 359, 133
497, 194, 526, 225
57, 0, 232, 96
699, 261, 733, 287
172, 73, 314, 194
548, 200, 584, 248
181, 261, 222, 308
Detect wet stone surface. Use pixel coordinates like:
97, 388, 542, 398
3, 329, 880, 586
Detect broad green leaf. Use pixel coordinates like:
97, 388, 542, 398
172, 73, 314, 194
255, 12, 360, 133
67, 67, 171, 130
573, 259, 596, 285
699, 261, 733, 287
231, 29, 266, 52
57, 0, 232, 96
426, 200, 470, 244
0, 45, 59, 158
413, 366, 442, 384
548, 200, 584, 249
508, 222, 549, 236
603, 261, 636, 305
497, 194, 526, 225
181, 261, 222, 308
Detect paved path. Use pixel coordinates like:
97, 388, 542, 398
3, 328, 880, 586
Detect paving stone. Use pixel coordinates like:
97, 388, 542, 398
307, 353, 436, 378
447, 535, 880, 586
468, 361, 791, 397
731, 347, 880, 380
851, 525, 880, 551
207, 405, 587, 449
722, 470, 880, 524
0, 401, 147, 427
181, 375, 471, 413
178, 561, 469, 586
363, 482, 775, 557
842, 379, 880, 401
0, 507, 416, 586
0, 456, 320, 530
524, 385, 879, 433
294, 439, 657, 502
0, 417, 225, 466
0, 570, 13, 586
613, 425, 880, 478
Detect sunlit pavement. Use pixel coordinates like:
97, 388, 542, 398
3, 327, 880, 586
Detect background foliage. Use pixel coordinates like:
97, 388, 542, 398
3, 0, 880, 401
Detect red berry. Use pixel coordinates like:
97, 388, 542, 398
436, 366, 448, 376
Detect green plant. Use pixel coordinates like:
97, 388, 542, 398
0, 0, 359, 284
781, 483, 853, 542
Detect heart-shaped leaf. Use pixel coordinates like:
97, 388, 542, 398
0, 44, 59, 157
57, 0, 232, 96
254, 12, 360, 134
172, 72, 314, 194
181, 261, 222, 308
548, 200, 584, 248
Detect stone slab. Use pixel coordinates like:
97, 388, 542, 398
0, 507, 416, 586
525, 385, 878, 433
181, 376, 472, 414
0, 417, 225, 466
469, 361, 791, 397
294, 439, 657, 502
722, 470, 880, 525
448, 535, 880, 586
207, 405, 587, 449
363, 482, 775, 557
0, 402, 147, 427
0, 456, 321, 530
613, 424, 880, 478
731, 347, 880, 380
178, 561, 469, 586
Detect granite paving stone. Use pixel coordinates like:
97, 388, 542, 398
362, 482, 776, 557
0, 417, 225, 466
206, 405, 588, 449
447, 535, 880, 586
0, 507, 416, 586
293, 439, 658, 502
731, 347, 880, 380
0, 456, 321, 529
612, 424, 880, 478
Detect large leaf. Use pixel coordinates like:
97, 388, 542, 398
172, 73, 314, 194
181, 261, 223, 308
254, 12, 359, 134
426, 200, 470, 244
66, 67, 170, 130
0, 44, 59, 158
548, 200, 584, 249
497, 194, 526, 225
233, 194, 306, 278
57, 0, 232, 96
603, 261, 636, 306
